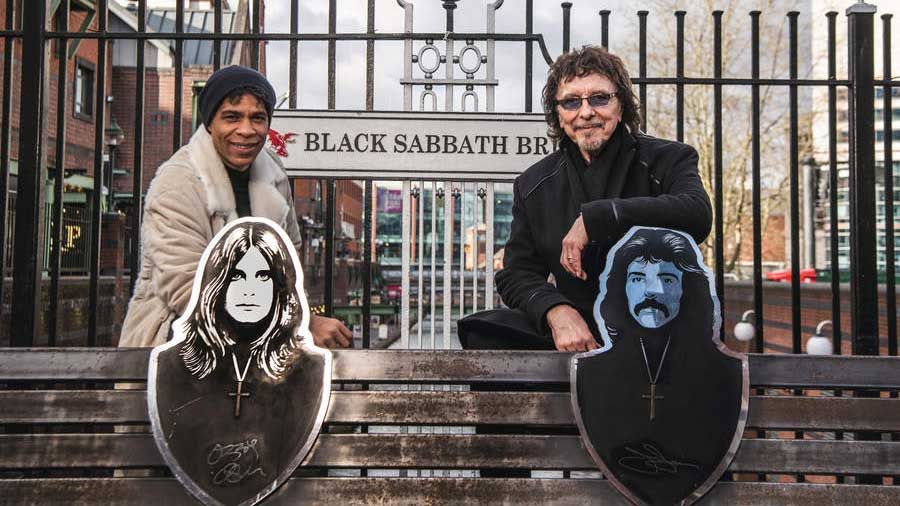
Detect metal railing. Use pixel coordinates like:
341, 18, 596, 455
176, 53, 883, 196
0, 0, 896, 364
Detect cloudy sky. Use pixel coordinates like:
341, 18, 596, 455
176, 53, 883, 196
260, 0, 898, 113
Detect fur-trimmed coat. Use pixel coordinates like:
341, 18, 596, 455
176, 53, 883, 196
119, 127, 302, 347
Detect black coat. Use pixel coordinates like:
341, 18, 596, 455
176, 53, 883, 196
495, 131, 712, 335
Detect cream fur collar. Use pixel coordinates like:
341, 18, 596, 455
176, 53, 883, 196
186, 127, 291, 226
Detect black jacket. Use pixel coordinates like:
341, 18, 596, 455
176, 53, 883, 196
495, 131, 712, 334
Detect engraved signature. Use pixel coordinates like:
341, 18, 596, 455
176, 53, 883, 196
617, 443, 700, 476
206, 438, 266, 486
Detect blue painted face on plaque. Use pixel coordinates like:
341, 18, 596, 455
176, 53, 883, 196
571, 226, 749, 506
625, 259, 684, 329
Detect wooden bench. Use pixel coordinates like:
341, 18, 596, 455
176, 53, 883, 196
1, 348, 899, 505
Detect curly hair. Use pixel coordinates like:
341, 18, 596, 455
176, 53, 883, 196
541, 45, 642, 141
178, 221, 306, 380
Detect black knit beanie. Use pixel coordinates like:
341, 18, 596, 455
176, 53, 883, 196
198, 65, 276, 128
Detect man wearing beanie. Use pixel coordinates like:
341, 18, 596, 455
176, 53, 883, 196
119, 65, 352, 349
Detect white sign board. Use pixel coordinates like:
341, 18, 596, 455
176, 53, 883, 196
269, 111, 553, 180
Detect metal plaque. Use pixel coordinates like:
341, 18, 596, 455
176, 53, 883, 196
269, 110, 552, 180
571, 227, 748, 506
148, 217, 331, 506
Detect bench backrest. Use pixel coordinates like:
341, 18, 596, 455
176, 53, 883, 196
1, 349, 899, 505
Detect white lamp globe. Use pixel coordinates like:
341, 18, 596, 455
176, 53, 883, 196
734, 321, 755, 342
806, 335, 833, 356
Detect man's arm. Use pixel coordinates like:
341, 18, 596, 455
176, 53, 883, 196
562, 143, 711, 279
495, 180, 595, 351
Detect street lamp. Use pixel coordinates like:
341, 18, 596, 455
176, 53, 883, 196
733, 310, 756, 342
806, 320, 834, 356
104, 117, 124, 211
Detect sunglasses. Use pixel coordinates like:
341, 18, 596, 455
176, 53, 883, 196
556, 92, 618, 111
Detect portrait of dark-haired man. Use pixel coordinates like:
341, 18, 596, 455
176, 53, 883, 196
148, 218, 331, 506
572, 227, 747, 506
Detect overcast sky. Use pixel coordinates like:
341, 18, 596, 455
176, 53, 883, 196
260, 0, 898, 113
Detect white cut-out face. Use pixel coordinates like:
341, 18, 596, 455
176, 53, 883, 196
224, 246, 274, 324
625, 259, 684, 329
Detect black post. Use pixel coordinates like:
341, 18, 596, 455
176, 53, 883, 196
561, 3, 571, 54
524, 0, 532, 112
638, 11, 647, 132
847, 1, 880, 486
10, 0, 49, 346
713, 10, 724, 340
847, 2, 879, 357
599, 10, 610, 50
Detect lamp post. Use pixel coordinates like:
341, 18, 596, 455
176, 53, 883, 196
104, 118, 124, 212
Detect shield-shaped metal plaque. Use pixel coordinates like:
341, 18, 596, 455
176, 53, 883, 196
148, 217, 331, 506
571, 227, 748, 506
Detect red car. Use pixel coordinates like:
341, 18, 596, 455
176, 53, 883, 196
765, 268, 817, 283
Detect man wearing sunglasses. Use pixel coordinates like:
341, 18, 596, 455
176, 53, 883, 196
459, 46, 711, 352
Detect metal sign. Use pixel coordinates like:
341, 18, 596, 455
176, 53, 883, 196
269, 111, 552, 180
571, 227, 748, 506
148, 217, 331, 506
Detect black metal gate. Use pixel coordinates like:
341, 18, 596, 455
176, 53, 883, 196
0, 0, 896, 360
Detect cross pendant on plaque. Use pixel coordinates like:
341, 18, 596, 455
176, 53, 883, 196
228, 380, 251, 418
641, 383, 664, 421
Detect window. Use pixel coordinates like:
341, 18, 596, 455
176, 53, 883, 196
73, 59, 94, 120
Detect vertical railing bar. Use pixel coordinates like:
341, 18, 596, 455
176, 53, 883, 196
0, 0, 15, 327
826, 12, 845, 468
561, 3, 571, 53
288, 0, 297, 108
599, 9, 610, 50
10, 0, 48, 346
472, 185, 479, 314
365, 0, 375, 111
430, 181, 437, 349
363, 180, 372, 349
401, 0, 413, 111
324, 178, 335, 316
250, 0, 260, 69
638, 11, 647, 133
48, 1, 70, 347
130, 0, 146, 294
443, 181, 452, 349
485, 1, 498, 112
525, 0, 532, 112
327, 0, 336, 109
401, 180, 411, 349
827, 12, 842, 358
712, 10, 724, 341
443, 1, 455, 112
881, 14, 896, 357
750, 11, 764, 353
417, 182, 425, 349
458, 184, 466, 348
213, 0, 221, 71
173, 0, 183, 152
675, 11, 685, 143
787, 12, 803, 472
788, 12, 802, 357
485, 183, 494, 310
87, 0, 108, 346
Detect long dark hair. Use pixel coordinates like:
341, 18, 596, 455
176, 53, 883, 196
542, 45, 642, 141
178, 221, 303, 380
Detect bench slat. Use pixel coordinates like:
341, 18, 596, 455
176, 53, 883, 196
0, 478, 898, 506
2, 390, 897, 432
2, 434, 897, 475
1, 349, 898, 388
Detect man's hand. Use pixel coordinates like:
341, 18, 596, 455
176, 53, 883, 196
309, 314, 353, 349
546, 305, 598, 352
560, 215, 588, 280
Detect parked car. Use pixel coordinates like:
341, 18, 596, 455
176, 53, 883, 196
765, 268, 817, 283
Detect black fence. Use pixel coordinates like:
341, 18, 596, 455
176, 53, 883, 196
0, 0, 897, 359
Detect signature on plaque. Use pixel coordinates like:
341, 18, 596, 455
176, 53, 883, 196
207, 438, 267, 486
617, 443, 701, 476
